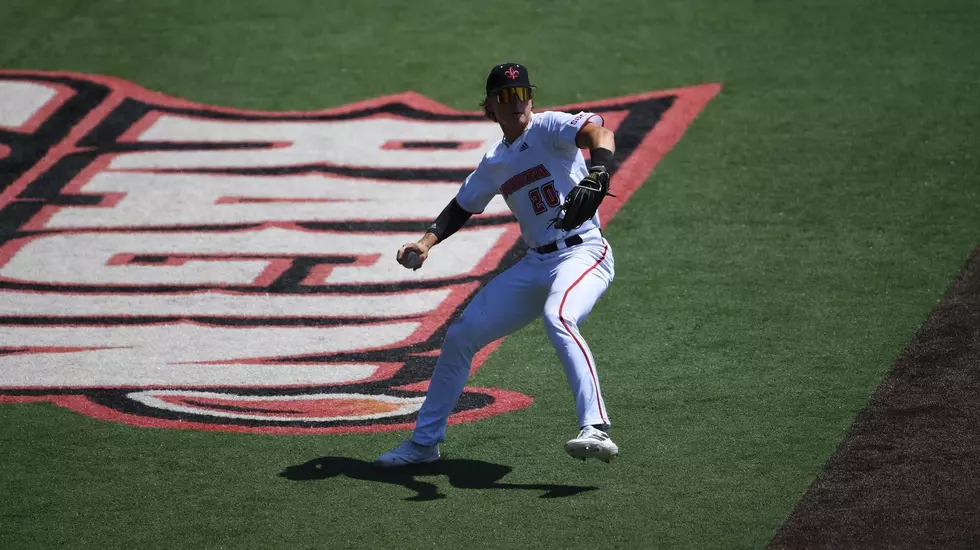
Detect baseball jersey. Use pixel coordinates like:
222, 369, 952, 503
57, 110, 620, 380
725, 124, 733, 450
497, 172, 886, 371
455, 111, 604, 250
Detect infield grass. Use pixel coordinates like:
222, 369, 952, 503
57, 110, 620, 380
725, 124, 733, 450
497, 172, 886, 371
1, 0, 979, 547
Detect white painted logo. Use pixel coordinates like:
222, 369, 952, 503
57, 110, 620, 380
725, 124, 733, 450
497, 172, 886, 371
0, 70, 719, 433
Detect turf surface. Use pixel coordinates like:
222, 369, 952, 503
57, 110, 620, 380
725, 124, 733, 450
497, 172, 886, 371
771, 249, 980, 547
1, 0, 978, 547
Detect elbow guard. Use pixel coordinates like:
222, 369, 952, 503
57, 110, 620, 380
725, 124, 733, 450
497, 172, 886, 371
428, 199, 473, 242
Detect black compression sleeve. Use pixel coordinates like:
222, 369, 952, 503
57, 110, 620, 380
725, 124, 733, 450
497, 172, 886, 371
590, 147, 614, 169
427, 198, 473, 242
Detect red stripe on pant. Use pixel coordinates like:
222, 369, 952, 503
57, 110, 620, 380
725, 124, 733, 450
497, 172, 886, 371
557, 241, 609, 425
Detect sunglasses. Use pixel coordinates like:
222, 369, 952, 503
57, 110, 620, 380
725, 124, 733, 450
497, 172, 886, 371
494, 87, 533, 104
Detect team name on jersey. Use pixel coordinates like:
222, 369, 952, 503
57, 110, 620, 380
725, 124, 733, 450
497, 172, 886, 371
500, 164, 552, 199
0, 70, 720, 434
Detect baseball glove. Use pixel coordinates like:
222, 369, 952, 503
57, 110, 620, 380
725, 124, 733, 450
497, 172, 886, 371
552, 166, 614, 231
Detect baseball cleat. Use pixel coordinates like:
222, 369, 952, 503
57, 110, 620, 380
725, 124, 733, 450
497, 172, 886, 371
374, 440, 441, 468
564, 426, 619, 463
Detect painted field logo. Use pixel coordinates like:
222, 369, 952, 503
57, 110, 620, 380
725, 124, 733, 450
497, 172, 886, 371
0, 70, 719, 434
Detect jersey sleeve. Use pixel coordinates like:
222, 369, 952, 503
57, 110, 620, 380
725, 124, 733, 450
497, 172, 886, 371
454, 156, 497, 214
537, 110, 605, 151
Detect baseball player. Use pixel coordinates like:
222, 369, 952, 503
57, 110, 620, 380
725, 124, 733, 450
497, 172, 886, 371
376, 62, 618, 467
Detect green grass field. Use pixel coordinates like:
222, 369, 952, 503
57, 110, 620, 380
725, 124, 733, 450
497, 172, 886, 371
1, 0, 978, 547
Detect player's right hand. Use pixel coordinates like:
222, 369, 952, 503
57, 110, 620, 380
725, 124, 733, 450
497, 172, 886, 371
396, 242, 429, 271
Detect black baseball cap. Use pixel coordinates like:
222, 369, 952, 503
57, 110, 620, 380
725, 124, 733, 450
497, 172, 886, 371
486, 63, 535, 95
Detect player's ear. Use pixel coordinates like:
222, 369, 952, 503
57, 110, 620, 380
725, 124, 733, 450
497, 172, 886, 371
480, 97, 496, 122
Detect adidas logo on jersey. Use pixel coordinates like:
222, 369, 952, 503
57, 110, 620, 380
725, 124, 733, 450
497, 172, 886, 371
0, 69, 719, 435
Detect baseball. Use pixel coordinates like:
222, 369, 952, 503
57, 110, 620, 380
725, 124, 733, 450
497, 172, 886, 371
403, 250, 422, 269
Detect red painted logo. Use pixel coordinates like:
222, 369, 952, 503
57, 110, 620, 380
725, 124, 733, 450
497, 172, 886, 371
0, 70, 720, 434
505, 67, 520, 80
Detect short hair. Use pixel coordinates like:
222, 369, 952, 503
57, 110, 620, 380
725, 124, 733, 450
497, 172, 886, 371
479, 97, 496, 122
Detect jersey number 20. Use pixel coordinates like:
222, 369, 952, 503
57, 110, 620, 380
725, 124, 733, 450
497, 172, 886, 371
528, 181, 560, 215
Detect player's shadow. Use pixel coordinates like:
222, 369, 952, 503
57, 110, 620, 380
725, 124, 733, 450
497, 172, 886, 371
280, 456, 597, 501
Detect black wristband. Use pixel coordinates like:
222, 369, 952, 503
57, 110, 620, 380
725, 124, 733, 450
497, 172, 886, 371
427, 198, 473, 242
590, 147, 614, 169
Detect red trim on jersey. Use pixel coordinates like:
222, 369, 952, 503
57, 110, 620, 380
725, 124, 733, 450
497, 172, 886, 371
557, 241, 609, 425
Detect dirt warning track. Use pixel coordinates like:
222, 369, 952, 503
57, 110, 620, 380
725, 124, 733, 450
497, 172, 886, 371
771, 248, 980, 548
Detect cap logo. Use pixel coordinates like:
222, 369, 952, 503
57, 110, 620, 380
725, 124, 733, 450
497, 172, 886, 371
0, 69, 721, 436
505, 67, 520, 80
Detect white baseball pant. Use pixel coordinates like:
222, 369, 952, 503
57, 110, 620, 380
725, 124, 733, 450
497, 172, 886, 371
412, 229, 615, 445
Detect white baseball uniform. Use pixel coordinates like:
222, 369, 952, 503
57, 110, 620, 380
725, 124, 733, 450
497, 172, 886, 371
412, 110, 615, 445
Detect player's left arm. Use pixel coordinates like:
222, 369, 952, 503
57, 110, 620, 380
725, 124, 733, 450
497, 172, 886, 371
575, 122, 616, 173
552, 122, 617, 231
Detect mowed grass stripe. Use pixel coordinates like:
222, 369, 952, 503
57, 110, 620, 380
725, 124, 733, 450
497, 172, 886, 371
1, 0, 979, 548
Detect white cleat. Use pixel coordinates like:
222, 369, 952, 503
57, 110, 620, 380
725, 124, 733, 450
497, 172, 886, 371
374, 440, 441, 469
564, 426, 619, 463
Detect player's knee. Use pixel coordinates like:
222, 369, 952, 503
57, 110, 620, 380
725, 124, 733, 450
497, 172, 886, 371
443, 321, 467, 347
442, 321, 480, 357
542, 309, 576, 335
